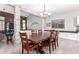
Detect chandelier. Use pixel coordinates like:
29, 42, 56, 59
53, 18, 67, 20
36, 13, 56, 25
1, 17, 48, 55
40, 4, 51, 18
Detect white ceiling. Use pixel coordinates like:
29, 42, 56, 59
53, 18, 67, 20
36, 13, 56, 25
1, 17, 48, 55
15, 4, 79, 16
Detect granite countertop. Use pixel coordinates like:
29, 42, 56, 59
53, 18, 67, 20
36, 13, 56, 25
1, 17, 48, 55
44, 29, 77, 33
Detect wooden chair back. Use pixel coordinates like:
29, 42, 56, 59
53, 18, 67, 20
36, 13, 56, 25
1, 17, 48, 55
48, 30, 59, 53
20, 32, 29, 50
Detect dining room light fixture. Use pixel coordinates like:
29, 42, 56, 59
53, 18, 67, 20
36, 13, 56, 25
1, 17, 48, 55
40, 4, 51, 18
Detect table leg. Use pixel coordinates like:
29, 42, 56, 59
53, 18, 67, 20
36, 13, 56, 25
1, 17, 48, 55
38, 46, 45, 54
37, 42, 45, 54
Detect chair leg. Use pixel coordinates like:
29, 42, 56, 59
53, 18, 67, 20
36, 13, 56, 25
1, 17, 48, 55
52, 43, 54, 51
57, 39, 58, 47
22, 48, 24, 54
35, 45, 39, 54
27, 50, 29, 54
55, 43, 56, 49
49, 43, 51, 54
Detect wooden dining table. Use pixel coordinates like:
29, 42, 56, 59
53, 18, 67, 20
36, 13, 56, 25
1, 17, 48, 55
29, 32, 50, 54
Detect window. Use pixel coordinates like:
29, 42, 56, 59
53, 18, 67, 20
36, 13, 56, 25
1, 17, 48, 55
20, 16, 27, 30
52, 19, 64, 28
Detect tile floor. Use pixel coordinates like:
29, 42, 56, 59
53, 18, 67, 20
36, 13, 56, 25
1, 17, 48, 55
0, 38, 79, 54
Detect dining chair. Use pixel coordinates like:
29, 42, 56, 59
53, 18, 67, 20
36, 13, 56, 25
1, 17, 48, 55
38, 30, 42, 35
19, 32, 38, 54
48, 30, 59, 54
31, 30, 38, 34
55, 31, 59, 47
